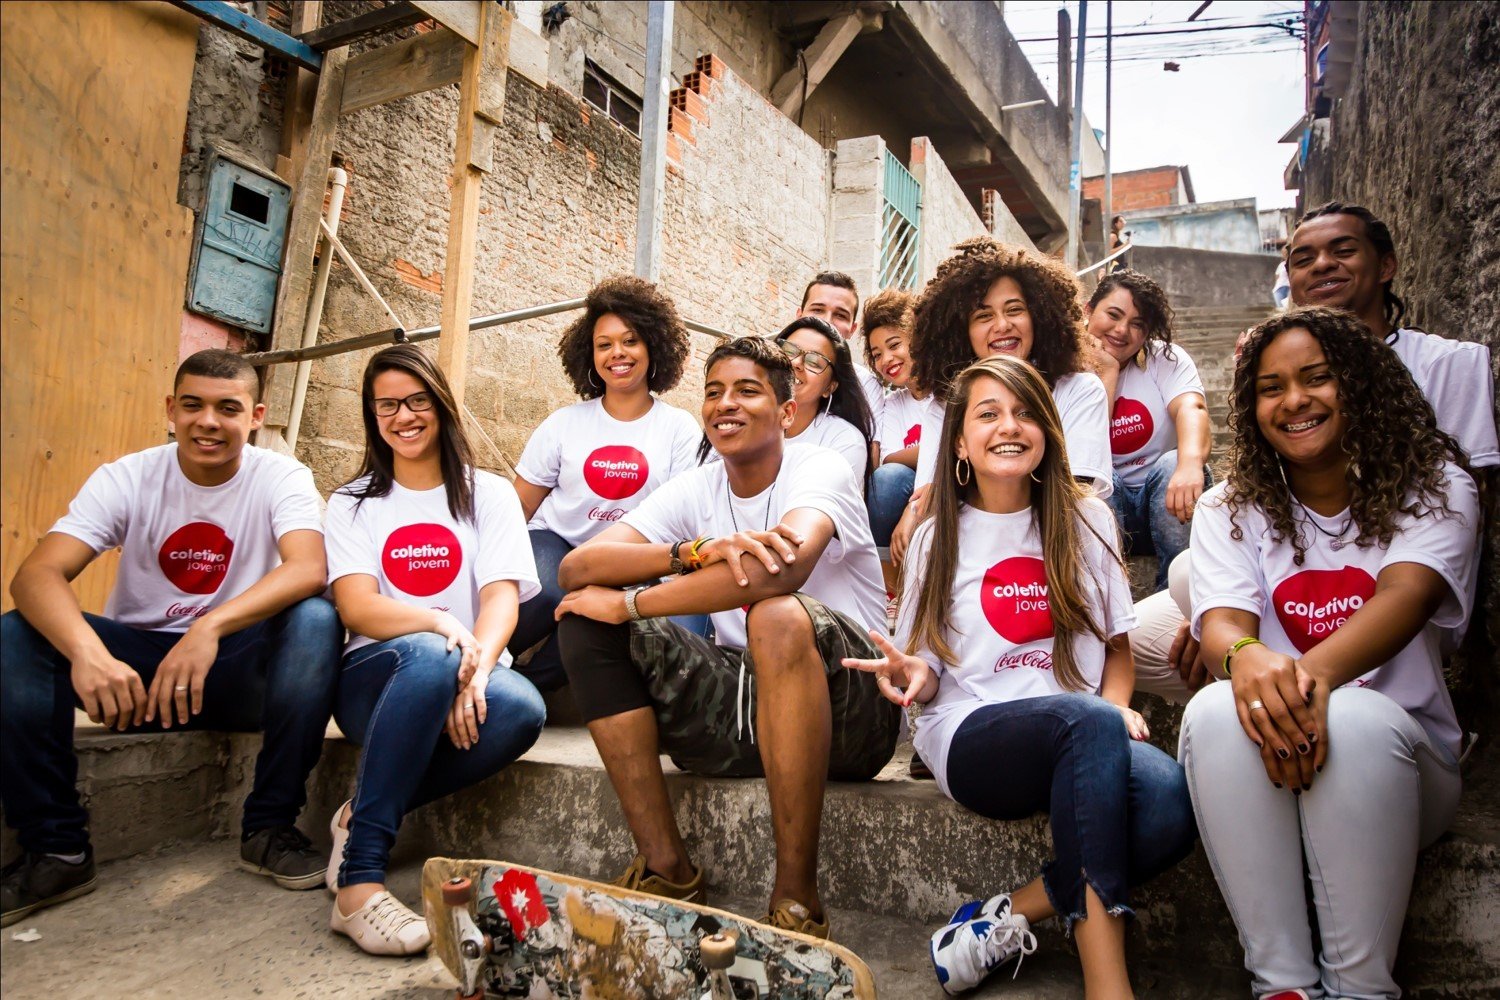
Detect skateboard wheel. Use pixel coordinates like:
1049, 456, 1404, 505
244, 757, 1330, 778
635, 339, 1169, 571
700, 931, 737, 970
442, 876, 474, 906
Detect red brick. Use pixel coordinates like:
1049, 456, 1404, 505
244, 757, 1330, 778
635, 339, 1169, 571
669, 107, 695, 143
695, 54, 727, 79
394, 258, 442, 294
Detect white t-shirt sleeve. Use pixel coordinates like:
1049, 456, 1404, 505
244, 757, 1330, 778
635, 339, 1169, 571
1188, 487, 1269, 639
1423, 342, 1500, 468
783, 447, 861, 558
826, 418, 870, 482
893, 519, 944, 675
1382, 466, 1481, 629
1056, 373, 1114, 497
1079, 497, 1137, 637
514, 410, 565, 489
620, 470, 697, 546
913, 405, 946, 488
473, 474, 542, 603
267, 463, 326, 539
50, 463, 133, 554
667, 406, 703, 478
1155, 345, 1206, 407
323, 490, 380, 584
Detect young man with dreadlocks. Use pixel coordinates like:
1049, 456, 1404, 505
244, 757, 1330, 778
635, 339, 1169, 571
552, 336, 899, 940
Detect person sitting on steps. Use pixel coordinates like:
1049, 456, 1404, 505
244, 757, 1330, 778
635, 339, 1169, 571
553, 335, 900, 941
846, 355, 1196, 998
1, 349, 342, 927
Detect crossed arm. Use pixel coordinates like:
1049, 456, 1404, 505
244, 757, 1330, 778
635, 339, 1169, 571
10, 529, 327, 731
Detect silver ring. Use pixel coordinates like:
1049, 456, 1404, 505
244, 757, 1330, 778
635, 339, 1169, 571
175, 685, 189, 691
465, 703, 476, 712
1248, 699, 1265, 712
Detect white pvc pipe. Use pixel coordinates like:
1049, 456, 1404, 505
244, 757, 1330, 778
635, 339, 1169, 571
286, 166, 348, 453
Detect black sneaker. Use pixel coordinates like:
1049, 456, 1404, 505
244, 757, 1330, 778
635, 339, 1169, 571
239, 825, 327, 890
1, 850, 98, 927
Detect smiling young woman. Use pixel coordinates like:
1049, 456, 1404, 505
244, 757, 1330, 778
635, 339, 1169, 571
1181, 307, 1480, 999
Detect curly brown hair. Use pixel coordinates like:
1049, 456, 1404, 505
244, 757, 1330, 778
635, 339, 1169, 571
909, 237, 1087, 400
1087, 269, 1176, 356
558, 276, 691, 398
1224, 306, 1467, 565
859, 288, 916, 369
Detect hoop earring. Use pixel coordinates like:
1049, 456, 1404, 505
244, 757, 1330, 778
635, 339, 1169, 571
649, 362, 656, 381
587, 368, 600, 391
1030, 471, 1041, 483
955, 456, 972, 486
1135, 346, 1148, 369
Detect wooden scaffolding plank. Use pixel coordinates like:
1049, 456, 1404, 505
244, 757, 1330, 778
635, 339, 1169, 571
340, 25, 465, 116
409, 0, 481, 45
437, 4, 510, 405
261, 45, 348, 444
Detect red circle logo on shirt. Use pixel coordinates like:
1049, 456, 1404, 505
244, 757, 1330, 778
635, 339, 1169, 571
158, 522, 234, 594
1272, 566, 1377, 654
1110, 397, 1153, 455
903, 423, 922, 449
979, 557, 1054, 644
582, 445, 649, 501
382, 523, 463, 597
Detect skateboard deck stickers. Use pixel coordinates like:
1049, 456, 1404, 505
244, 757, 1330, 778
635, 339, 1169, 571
423, 857, 876, 999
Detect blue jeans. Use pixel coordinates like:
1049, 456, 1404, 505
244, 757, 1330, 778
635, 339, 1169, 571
1109, 450, 1211, 591
512, 529, 710, 691
333, 633, 546, 886
867, 463, 916, 549
0, 599, 341, 853
945, 693, 1197, 930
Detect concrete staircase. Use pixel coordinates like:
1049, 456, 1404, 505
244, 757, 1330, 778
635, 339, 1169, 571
1171, 304, 1276, 472
4, 711, 1497, 997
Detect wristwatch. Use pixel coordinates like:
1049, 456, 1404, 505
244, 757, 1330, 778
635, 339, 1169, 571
624, 585, 651, 622
669, 539, 688, 576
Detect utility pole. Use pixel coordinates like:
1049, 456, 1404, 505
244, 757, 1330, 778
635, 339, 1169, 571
1066, 0, 1088, 268
1057, 9, 1071, 117
634, 1, 673, 282
1103, 0, 1113, 239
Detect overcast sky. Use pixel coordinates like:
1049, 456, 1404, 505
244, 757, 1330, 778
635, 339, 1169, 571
1003, 0, 1306, 209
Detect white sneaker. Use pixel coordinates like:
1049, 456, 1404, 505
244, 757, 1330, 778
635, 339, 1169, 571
326, 800, 351, 893
330, 890, 431, 955
930, 893, 1037, 995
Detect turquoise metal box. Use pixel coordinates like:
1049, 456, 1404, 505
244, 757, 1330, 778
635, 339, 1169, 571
186, 151, 291, 334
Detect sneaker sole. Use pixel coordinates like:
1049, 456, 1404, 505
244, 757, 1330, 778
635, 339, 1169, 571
237, 858, 327, 891
1, 874, 99, 927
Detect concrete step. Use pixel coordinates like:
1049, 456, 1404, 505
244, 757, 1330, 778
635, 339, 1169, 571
4, 716, 1497, 995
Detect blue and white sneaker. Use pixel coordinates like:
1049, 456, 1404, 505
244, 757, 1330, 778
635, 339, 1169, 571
930, 893, 1038, 995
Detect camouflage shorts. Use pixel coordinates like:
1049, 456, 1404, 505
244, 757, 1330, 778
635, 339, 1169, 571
627, 593, 901, 780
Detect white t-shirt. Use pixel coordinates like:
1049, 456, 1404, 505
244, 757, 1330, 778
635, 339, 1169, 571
878, 389, 941, 461
1386, 328, 1499, 469
1189, 466, 1480, 760
901, 498, 1136, 797
854, 364, 886, 428
50, 444, 324, 632
1110, 342, 1206, 486
623, 443, 886, 649
325, 471, 540, 658
516, 398, 702, 547
789, 412, 869, 482
915, 372, 1114, 499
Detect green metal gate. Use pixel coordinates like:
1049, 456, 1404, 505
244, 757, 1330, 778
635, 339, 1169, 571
879, 149, 921, 290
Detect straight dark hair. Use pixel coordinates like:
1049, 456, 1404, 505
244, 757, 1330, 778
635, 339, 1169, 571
775, 316, 875, 495
341, 343, 477, 522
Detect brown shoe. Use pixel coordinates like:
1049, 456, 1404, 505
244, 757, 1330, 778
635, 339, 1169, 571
764, 897, 830, 939
612, 854, 706, 904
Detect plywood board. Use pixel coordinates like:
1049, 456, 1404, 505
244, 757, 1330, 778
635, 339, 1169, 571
1, 1, 199, 613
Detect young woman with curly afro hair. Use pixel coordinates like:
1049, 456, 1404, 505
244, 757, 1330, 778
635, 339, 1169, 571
890, 238, 1112, 565
1084, 269, 1211, 591
1180, 306, 1479, 1000
509, 276, 704, 690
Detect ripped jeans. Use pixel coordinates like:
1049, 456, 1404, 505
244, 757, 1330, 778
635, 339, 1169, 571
944, 693, 1197, 930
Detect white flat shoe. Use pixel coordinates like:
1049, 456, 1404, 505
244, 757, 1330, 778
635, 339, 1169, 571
326, 800, 351, 893
330, 890, 431, 956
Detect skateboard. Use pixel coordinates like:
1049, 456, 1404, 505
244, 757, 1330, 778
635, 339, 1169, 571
422, 856, 877, 999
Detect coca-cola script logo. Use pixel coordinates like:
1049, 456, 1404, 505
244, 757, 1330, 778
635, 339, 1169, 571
903, 423, 922, 449
993, 648, 1054, 673
158, 522, 234, 594
382, 523, 463, 597
1110, 397, 1153, 455
1272, 566, 1376, 653
979, 557, 1054, 644
587, 506, 626, 522
582, 445, 649, 501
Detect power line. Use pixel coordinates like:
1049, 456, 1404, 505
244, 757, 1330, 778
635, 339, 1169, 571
1014, 19, 1301, 42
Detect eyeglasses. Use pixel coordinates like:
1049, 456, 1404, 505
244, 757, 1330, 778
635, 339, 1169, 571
370, 391, 435, 417
777, 339, 833, 375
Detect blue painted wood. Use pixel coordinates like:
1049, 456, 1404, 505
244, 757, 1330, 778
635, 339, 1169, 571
187, 156, 292, 333
168, 0, 323, 71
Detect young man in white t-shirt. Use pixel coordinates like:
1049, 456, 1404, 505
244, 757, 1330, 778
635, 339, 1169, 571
797, 270, 887, 430
552, 337, 899, 940
1, 350, 341, 927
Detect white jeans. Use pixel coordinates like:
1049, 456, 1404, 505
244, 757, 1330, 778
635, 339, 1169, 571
1179, 682, 1460, 1000
1132, 551, 1195, 704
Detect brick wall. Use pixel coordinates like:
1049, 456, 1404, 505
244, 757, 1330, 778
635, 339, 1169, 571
1082, 165, 1188, 216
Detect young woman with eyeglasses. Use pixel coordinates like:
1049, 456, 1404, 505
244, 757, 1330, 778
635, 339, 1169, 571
322, 343, 546, 955
1180, 307, 1479, 1000
845, 355, 1195, 998
512, 277, 703, 685
772, 316, 876, 488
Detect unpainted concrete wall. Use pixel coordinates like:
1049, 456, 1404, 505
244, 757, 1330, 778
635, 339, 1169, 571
829, 135, 884, 298
1122, 199, 1266, 255
1126, 245, 1279, 310
910, 137, 987, 283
